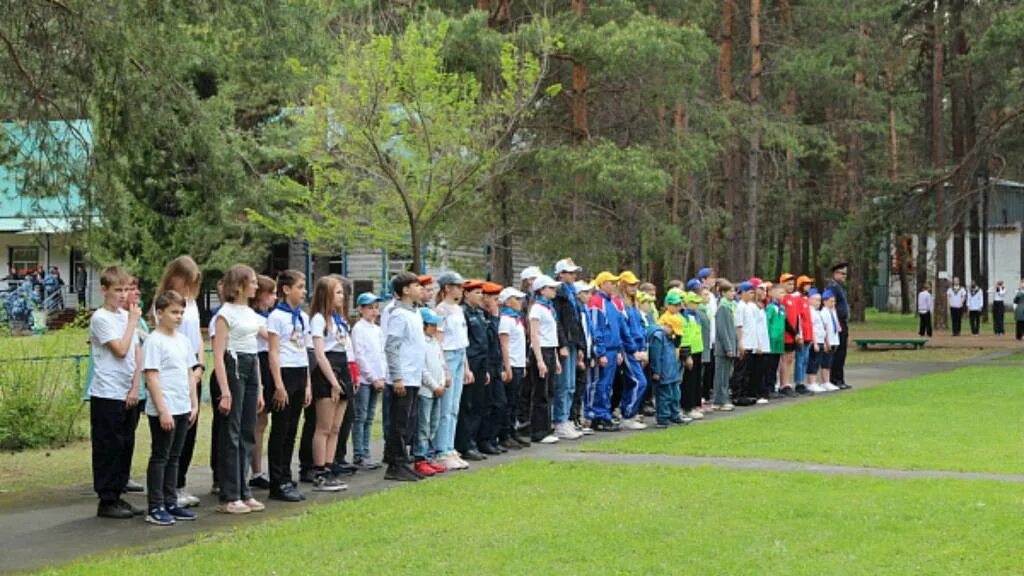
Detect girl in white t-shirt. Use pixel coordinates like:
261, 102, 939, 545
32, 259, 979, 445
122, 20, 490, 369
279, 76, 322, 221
433, 272, 470, 471
526, 276, 561, 445
497, 287, 528, 447
212, 264, 265, 515
306, 276, 350, 492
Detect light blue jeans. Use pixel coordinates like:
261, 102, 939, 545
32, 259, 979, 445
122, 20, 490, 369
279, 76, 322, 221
352, 382, 380, 461
552, 345, 577, 423
414, 394, 443, 459
794, 342, 810, 385
434, 350, 466, 454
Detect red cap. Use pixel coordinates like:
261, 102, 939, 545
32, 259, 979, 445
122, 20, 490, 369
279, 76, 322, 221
463, 279, 485, 291
749, 277, 764, 288
482, 282, 503, 295
417, 275, 434, 286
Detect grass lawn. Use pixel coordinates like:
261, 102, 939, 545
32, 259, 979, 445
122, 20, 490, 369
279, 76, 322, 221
585, 366, 1024, 474
44, 460, 1024, 575
844, 346, 988, 365
858, 308, 919, 333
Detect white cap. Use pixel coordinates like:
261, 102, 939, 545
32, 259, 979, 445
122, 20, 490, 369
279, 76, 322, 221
554, 258, 582, 275
519, 266, 543, 281
498, 287, 526, 304
532, 274, 560, 292
573, 280, 593, 292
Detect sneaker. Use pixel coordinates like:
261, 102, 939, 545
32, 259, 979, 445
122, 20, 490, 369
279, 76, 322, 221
621, 418, 648, 430
669, 414, 692, 425
837, 382, 852, 390
413, 461, 438, 477
210, 482, 220, 495
243, 498, 266, 512
719, 403, 735, 412
313, 473, 349, 492
175, 489, 200, 509
513, 434, 533, 447
269, 484, 304, 502
755, 398, 769, 405
686, 410, 704, 420
555, 422, 582, 440
166, 505, 197, 521
428, 460, 447, 473
780, 387, 797, 398
97, 500, 133, 519
795, 384, 812, 395
538, 434, 560, 444
145, 507, 176, 526
499, 438, 522, 450
384, 464, 421, 482
124, 479, 145, 493
805, 383, 823, 393
578, 425, 595, 435
823, 383, 840, 392
655, 421, 669, 429
299, 469, 316, 483
116, 499, 145, 516
437, 454, 461, 470
248, 474, 271, 490
216, 500, 252, 514
357, 458, 383, 471
593, 419, 621, 432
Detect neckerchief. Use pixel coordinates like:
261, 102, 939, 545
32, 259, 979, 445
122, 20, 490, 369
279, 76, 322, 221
276, 301, 305, 332
501, 306, 525, 327
332, 312, 350, 337
563, 282, 581, 318
535, 296, 558, 320
255, 308, 270, 318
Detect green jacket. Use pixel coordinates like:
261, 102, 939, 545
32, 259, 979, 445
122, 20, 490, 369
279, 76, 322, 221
681, 310, 703, 357
766, 301, 786, 354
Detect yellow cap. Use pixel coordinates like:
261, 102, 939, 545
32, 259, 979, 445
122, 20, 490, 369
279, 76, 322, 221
658, 310, 684, 337
619, 270, 640, 285
592, 271, 620, 288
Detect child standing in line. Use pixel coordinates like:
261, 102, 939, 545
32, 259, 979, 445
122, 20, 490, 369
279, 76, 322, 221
764, 284, 786, 398
211, 265, 266, 515
649, 291, 686, 428
478, 282, 510, 453
434, 272, 471, 470
524, 275, 562, 444
750, 282, 772, 404
680, 291, 705, 420
413, 307, 449, 477
142, 290, 200, 525
457, 280, 491, 459
712, 280, 737, 411
351, 292, 385, 470
570, 281, 596, 434
307, 276, 351, 492
383, 272, 427, 482
90, 266, 144, 519
247, 275, 276, 490
730, 282, 755, 404
497, 287, 529, 448
265, 270, 311, 503
807, 289, 826, 392
820, 290, 841, 389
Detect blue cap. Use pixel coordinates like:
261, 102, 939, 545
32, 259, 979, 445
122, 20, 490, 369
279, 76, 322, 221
737, 281, 753, 293
419, 307, 442, 325
685, 279, 702, 291
697, 267, 714, 279
807, 288, 820, 298
357, 292, 381, 307
822, 289, 835, 300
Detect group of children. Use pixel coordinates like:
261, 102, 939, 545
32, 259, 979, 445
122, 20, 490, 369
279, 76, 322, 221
87, 255, 852, 525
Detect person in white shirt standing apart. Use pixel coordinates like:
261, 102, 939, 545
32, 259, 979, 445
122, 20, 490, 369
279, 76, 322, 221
967, 281, 984, 335
991, 280, 1007, 335
946, 277, 967, 336
917, 282, 933, 337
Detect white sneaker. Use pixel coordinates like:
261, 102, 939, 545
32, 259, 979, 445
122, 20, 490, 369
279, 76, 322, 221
806, 384, 825, 393
621, 417, 648, 430
441, 452, 468, 470
823, 383, 840, 392
686, 410, 705, 420
575, 422, 595, 435
176, 489, 200, 508
755, 398, 769, 405
720, 404, 735, 411
539, 434, 560, 444
555, 422, 582, 440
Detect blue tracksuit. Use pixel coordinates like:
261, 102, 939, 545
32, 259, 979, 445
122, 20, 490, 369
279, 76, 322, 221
585, 291, 631, 422
618, 304, 649, 419
647, 324, 681, 423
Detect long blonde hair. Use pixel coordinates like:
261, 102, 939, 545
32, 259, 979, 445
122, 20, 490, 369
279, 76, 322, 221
157, 256, 202, 300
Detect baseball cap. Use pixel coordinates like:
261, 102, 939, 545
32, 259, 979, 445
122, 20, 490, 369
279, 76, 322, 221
463, 279, 485, 291
482, 282, 503, 295
573, 280, 594, 293
437, 271, 466, 286
637, 292, 657, 304
554, 258, 582, 275
592, 271, 620, 287
737, 281, 753, 293
664, 291, 683, 306
519, 266, 542, 281
417, 275, 434, 286
532, 275, 560, 292
696, 267, 715, 280
619, 270, 640, 285
419, 307, 442, 325
797, 275, 814, 287
749, 277, 764, 288
822, 289, 835, 300
658, 311, 684, 336
807, 287, 820, 298
779, 273, 795, 283
498, 287, 526, 303
356, 292, 381, 307
685, 279, 702, 291
684, 291, 703, 304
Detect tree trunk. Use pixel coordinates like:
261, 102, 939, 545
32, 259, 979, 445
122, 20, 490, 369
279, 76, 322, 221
410, 221, 423, 275
492, 179, 514, 285
930, 3, 948, 330
898, 237, 911, 314
719, 0, 742, 278
746, 0, 762, 277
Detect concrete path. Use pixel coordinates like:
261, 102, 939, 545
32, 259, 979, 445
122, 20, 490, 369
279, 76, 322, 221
0, 358, 1014, 574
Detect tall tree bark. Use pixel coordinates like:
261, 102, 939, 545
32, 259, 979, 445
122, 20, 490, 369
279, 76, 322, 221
718, 0, 743, 278
931, 2, 948, 330
746, 0, 762, 275
570, 0, 589, 143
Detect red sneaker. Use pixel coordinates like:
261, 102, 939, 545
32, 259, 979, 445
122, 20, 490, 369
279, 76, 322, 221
428, 461, 447, 474
413, 461, 437, 477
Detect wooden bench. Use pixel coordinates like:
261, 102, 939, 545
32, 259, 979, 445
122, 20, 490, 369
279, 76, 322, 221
854, 338, 928, 351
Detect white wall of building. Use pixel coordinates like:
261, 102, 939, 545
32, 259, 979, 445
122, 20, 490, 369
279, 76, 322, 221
0, 231, 100, 309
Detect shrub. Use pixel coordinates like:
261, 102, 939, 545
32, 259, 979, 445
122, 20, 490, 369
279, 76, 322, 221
0, 347, 88, 450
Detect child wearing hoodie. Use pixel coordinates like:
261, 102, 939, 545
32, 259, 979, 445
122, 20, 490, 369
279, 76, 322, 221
649, 291, 687, 427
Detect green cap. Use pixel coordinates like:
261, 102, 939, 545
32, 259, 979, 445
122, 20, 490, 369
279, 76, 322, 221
664, 292, 683, 306
684, 291, 703, 304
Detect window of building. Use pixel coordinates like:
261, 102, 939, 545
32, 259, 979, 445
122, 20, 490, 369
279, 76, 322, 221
9, 246, 40, 275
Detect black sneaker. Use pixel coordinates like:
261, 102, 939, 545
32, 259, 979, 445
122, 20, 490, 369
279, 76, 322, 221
97, 500, 133, 519
499, 438, 522, 450
117, 499, 145, 516
512, 435, 532, 447
384, 464, 421, 482
641, 404, 656, 417
299, 469, 316, 483
795, 384, 812, 395
269, 485, 303, 502
837, 382, 852, 390
330, 463, 358, 476
478, 443, 501, 456
462, 449, 487, 461
356, 458, 383, 470
248, 474, 271, 490
593, 420, 621, 432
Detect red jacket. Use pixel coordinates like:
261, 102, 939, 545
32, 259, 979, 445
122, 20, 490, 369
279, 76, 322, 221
782, 292, 814, 344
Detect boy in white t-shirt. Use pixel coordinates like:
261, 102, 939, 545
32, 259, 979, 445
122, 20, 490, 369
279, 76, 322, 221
89, 266, 144, 520
497, 287, 528, 448
142, 291, 200, 525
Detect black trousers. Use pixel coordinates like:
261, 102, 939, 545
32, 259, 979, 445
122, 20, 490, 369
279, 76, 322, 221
477, 365, 507, 447
267, 367, 307, 491
218, 352, 260, 502
502, 367, 525, 439
950, 306, 965, 336
90, 396, 141, 503
918, 312, 933, 337
729, 353, 748, 400
611, 360, 625, 413
763, 353, 781, 397
702, 356, 715, 401
177, 376, 202, 489
969, 310, 981, 335
570, 360, 588, 423
742, 353, 766, 400
1017, 320, 1024, 341
680, 359, 703, 413
520, 347, 556, 441
384, 385, 418, 466
993, 302, 1005, 335
455, 356, 489, 453
147, 413, 190, 510
830, 320, 849, 386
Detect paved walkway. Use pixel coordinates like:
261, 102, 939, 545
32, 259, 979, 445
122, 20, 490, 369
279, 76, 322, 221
0, 357, 1017, 574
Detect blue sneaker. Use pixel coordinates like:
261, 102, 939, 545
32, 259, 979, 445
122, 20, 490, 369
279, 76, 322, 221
166, 505, 197, 521
145, 507, 176, 526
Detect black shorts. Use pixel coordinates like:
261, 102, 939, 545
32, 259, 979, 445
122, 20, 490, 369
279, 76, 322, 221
784, 342, 798, 353
311, 350, 351, 400
806, 347, 820, 375
817, 349, 834, 370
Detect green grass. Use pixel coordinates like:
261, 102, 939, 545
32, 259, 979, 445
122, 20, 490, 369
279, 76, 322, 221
990, 351, 1024, 362
44, 460, 1024, 575
844, 346, 988, 365
585, 366, 1024, 474
858, 309, 919, 333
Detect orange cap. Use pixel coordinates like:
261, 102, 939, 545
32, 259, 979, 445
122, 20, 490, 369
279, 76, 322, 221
417, 275, 434, 286
779, 273, 795, 283
463, 279, 485, 291
796, 275, 813, 287
482, 282, 503, 295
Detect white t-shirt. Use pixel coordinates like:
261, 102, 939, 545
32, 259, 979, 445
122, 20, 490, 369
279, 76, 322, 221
309, 312, 348, 353
142, 330, 196, 417
436, 301, 469, 351
740, 301, 760, 351
498, 313, 527, 368
947, 287, 967, 308
529, 301, 558, 348
88, 307, 137, 400
753, 306, 770, 353
268, 307, 311, 367
812, 308, 827, 344
824, 307, 841, 346
256, 313, 270, 353
352, 318, 387, 384
217, 303, 261, 355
